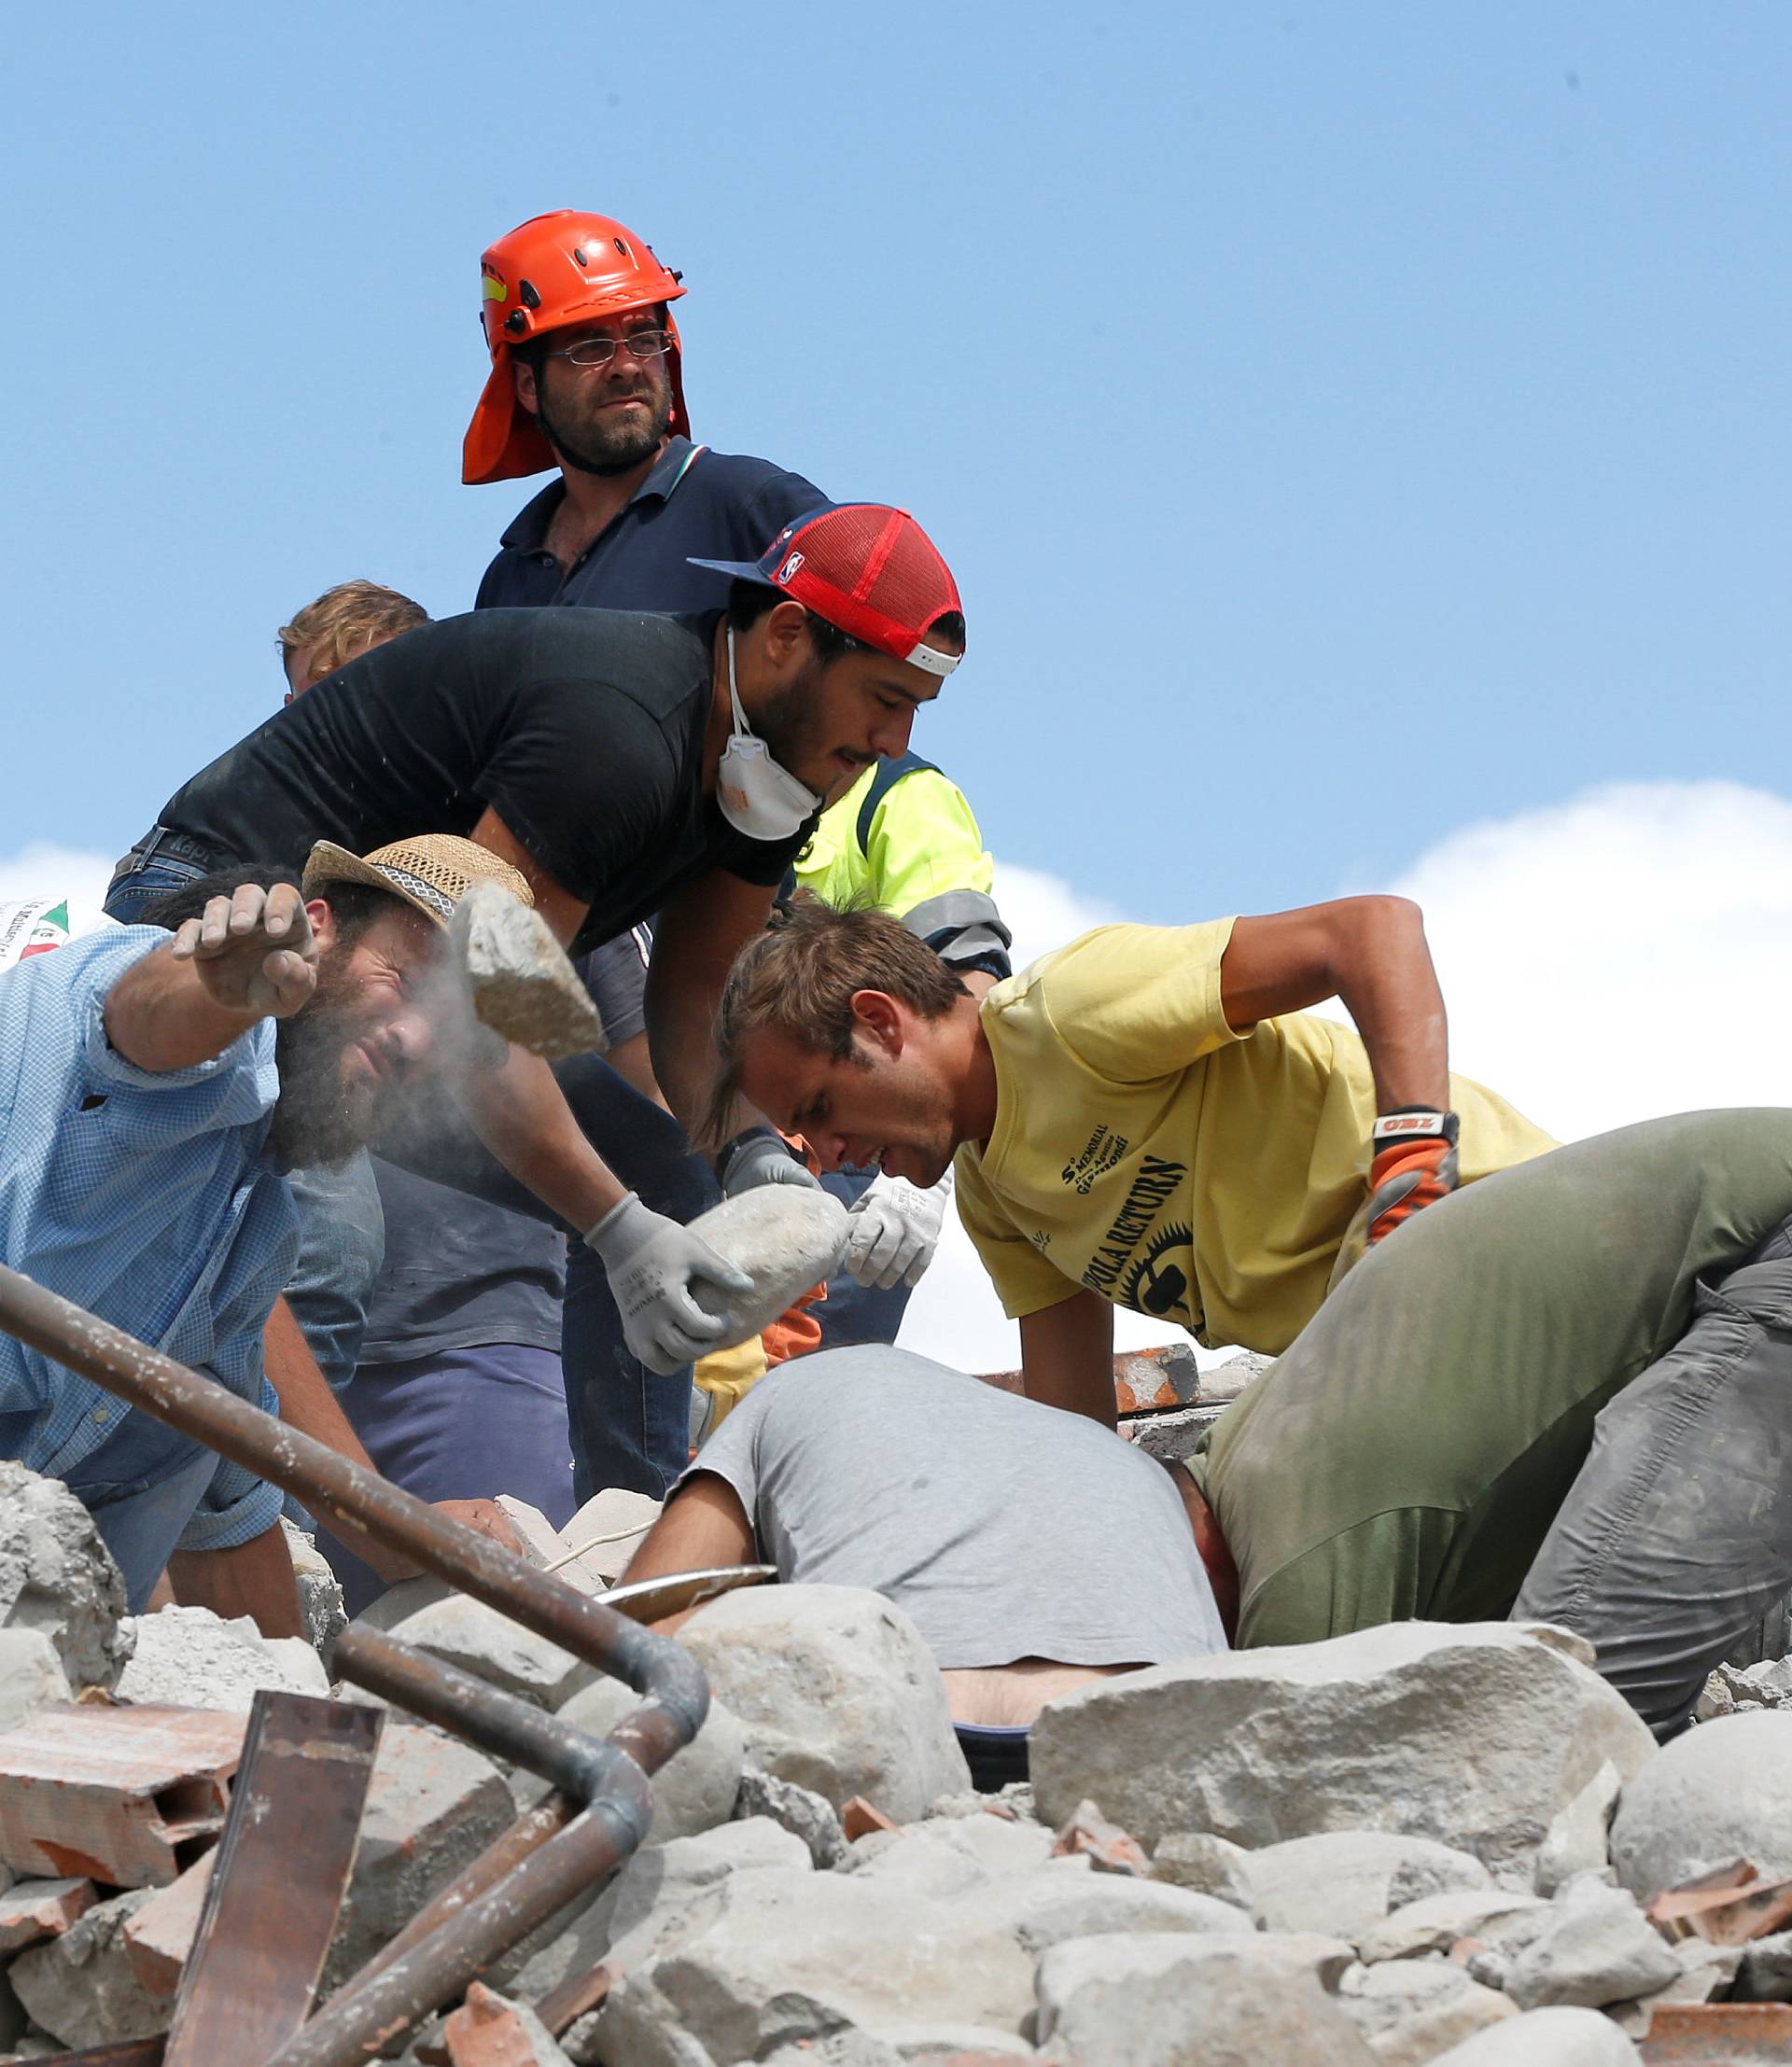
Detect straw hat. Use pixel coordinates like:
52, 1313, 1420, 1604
300, 835, 535, 929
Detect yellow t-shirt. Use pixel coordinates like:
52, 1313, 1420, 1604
953, 921, 1559, 1355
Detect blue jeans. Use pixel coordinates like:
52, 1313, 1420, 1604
62, 1416, 222, 1613
381, 1054, 718, 1502
102, 830, 217, 926
814, 1167, 917, 1349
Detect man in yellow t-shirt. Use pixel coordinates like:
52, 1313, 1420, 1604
701, 894, 1556, 1425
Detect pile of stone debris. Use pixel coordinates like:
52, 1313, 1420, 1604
4, 1458, 1792, 2065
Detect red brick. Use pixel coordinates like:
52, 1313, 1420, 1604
122, 1850, 215, 1999
0, 1704, 244, 1888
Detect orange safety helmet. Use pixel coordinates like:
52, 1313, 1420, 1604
461, 210, 690, 486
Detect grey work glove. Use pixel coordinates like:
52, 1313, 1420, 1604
719, 1126, 822, 1199
844, 1169, 949, 1291
584, 1193, 754, 1376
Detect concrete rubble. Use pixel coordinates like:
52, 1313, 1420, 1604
12, 1448, 1792, 2063
0, 1459, 133, 1692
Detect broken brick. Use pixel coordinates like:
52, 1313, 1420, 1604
0, 1704, 244, 1888
122, 1850, 214, 2000
1050, 1798, 1151, 1878
840, 1796, 901, 1843
0, 1876, 94, 1954
442, 1979, 573, 2064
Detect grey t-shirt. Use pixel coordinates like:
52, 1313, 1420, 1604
357, 931, 652, 1367
684, 1347, 1227, 1671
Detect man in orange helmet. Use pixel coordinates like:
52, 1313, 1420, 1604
466, 210, 824, 612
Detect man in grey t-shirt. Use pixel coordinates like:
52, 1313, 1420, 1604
622, 1345, 1226, 1781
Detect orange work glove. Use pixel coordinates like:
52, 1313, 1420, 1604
1364, 1110, 1461, 1246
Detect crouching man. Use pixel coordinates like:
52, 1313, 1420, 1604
0, 836, 531, 1631
1183, 1107, 1792, 1739
615, 1345, 1229, 1788
707, 896, 1555, 1421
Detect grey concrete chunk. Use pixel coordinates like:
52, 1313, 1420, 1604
115, 1606, 329, 1711
679, 1584, 971, 1819
508, 1816, 811, 2006
1148, 1829, 1256, 1910
590, 1868, 1035, 2063
682, 1190, 851, 1350
1358, 1889, 1551, 1964
1537, 1760, 1623, 1897
453, 880, 605, 1059
0, 1633, 71, 1738
1503, 1874, 1681, 2012
281, 1520, 348, 1667
0, 1461, 133, 1692
1425, 2004, 1640, 2062
980, 1864, 1255, 1957
1612, 1710, 1792, 1898
1030, 1621, 1656, 1885
1247, 1831, 1491, 1937
1035, 1930, 1373, 2065
9, 1888, 168, 2048
735, 1766, 846, 1867
1736, 1925, 1792, 2002
386, 1594, 594, 1711
1338, 1958, 1519, 2065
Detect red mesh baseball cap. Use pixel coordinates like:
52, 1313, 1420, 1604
690, 503, 964, 677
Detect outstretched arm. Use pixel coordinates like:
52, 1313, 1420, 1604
105, 880, 317, 1072
1218, 895, 1448, 1113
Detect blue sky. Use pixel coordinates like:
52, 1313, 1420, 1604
5, 3, 1787, 925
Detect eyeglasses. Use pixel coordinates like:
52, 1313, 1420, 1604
542, 328, 672, 369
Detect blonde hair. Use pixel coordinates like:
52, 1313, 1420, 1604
699, 894, 966, 1150
277, 580, 428, 687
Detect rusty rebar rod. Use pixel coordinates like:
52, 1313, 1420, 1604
0, 1264, 706, 1738
0, 1262, 702, 2067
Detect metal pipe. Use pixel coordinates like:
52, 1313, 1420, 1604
332, 1627, 632, 1806
266, 1797, 651, 2067
0, 1263, 702, 2066
0, 1264, 707, 1738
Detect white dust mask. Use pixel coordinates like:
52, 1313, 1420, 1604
715, 627, 822, 841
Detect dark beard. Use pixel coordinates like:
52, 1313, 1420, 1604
751, 657, 828, 780
535, 378, 672, 477
268, 960, 409, 1170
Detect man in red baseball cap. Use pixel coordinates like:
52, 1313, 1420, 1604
105, 504, 965, 1389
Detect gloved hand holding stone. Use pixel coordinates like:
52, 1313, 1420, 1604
719, 1125, 822, 1199
584, 1193, 755, 1376
844, 1169, 950, 1291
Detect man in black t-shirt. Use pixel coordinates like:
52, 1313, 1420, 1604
105, 503, 968, 1379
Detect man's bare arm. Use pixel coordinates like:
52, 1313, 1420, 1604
1218, 896, 1449, 1114
167, 1526, 303, 1641
645, 871, 780, 1138
619, 1475, 758, 1634
1018, 1289, 1117, 1429
105, 882, 316, 1072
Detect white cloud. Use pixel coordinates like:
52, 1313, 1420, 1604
0, 845, 119, 938
1379, 780, 1792, 1142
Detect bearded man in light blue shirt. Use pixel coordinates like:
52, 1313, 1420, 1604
0, 836, 526, 1629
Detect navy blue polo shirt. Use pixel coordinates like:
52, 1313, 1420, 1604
475, 437, 825, 612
